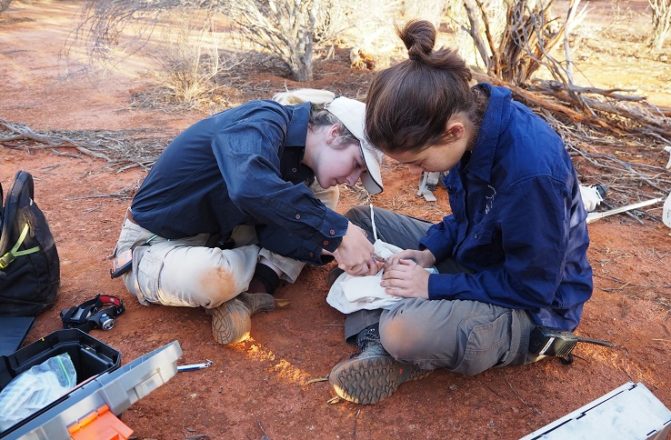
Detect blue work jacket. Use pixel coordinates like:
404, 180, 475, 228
130, 100, 347, 264
419, 84, 593, 331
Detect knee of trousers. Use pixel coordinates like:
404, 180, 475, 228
379, 313, 433, 363
450, 312, 516, 376
344, 205, 371, 223
155, 245, 258, 309
190, 253, 256, 308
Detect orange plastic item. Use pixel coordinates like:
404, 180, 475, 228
68, 404, 133, 440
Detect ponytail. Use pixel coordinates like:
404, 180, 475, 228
366, 20, 475, 153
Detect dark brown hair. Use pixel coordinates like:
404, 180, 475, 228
366, 20, 474, 153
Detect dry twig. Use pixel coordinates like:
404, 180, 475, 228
1, 118, 171, 172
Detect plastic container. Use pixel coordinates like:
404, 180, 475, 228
520, 382, 671, 440
1, 333, 181, 440
0, 329, 120, 438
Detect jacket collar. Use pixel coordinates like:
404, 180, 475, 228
463, 84, 512, 183
281, 102, 314, 184
284, 102, 310, 147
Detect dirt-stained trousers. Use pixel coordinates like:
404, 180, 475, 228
114, 181, 339, 309
342, 206, 536, 376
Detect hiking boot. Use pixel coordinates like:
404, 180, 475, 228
210, 292, 277, 345
328, 326, 429, 404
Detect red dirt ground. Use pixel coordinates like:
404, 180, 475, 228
1, 2, 670, 439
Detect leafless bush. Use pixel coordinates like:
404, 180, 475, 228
226, 0, 318, 81
226, 0, 406, 76
79, 0, 322, 82
76, 2, 243, 111
319, 0, 447, 71
140, 16, 240, 111
0, 0, 13, 13
76, 1, 186, 62
443, 0, 509, 68
460, 0, 588, 85
649, 0, 671, 51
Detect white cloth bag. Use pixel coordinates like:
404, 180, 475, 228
326, 240, 436, 314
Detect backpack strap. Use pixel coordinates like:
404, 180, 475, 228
0, 223, 40, 270
0, 181, 3, 234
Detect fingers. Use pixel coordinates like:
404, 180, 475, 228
381, 267, 414, 288
387, 251, 421, 267
381, 281, 414, 298
334, 222, 376, 272
385, 255, 400, 268
380, 259, 425, 298
343, 259, 383, 276
344, 263, 364, 275
361, 260, 376, 276
344, 262, 371, 276
383, 258, 416, 277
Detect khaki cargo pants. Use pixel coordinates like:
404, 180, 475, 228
342, 206, 536, 375
114, 181, 338, 309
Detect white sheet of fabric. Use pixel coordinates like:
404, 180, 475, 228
326, 240, 436, 314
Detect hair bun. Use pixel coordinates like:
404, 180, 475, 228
398, 20, 436, 61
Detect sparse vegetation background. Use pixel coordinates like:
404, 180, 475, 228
0, 0, 11, 13
1, 1, 670, 438
648, 0, 671, 50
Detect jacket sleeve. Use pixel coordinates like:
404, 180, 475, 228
427, 176, 570, 310
419, 215, 459, 262
211, 109, 348, 255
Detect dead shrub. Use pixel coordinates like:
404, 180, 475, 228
649, 0, 671, 51
135, 16, 241, 112
0, 0, 12, 12
226, 0, 318, 81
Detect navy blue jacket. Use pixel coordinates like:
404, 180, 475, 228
130, 100, 347, 264
420, 85, 593, 330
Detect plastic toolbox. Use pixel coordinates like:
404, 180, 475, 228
521, 382, 671, 440
0, 329, 182, 440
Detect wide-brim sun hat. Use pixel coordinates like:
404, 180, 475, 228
325, 97, 384, 195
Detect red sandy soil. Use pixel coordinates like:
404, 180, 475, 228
1, 1, 670, 439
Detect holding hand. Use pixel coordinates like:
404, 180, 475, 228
381, 258, 430, 299
385, 248, 436, 268
332, 222, 379, 276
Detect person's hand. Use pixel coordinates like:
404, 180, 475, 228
385, 248, 436, 269
380, 258, 430, 299
332, 222, 379, 276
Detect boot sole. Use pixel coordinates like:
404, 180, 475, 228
211, 299, 251, 345
329, 354, 429, 405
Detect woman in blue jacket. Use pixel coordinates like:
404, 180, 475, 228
328, 20, 593, 404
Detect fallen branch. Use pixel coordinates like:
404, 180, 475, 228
1, 118, 172, 172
